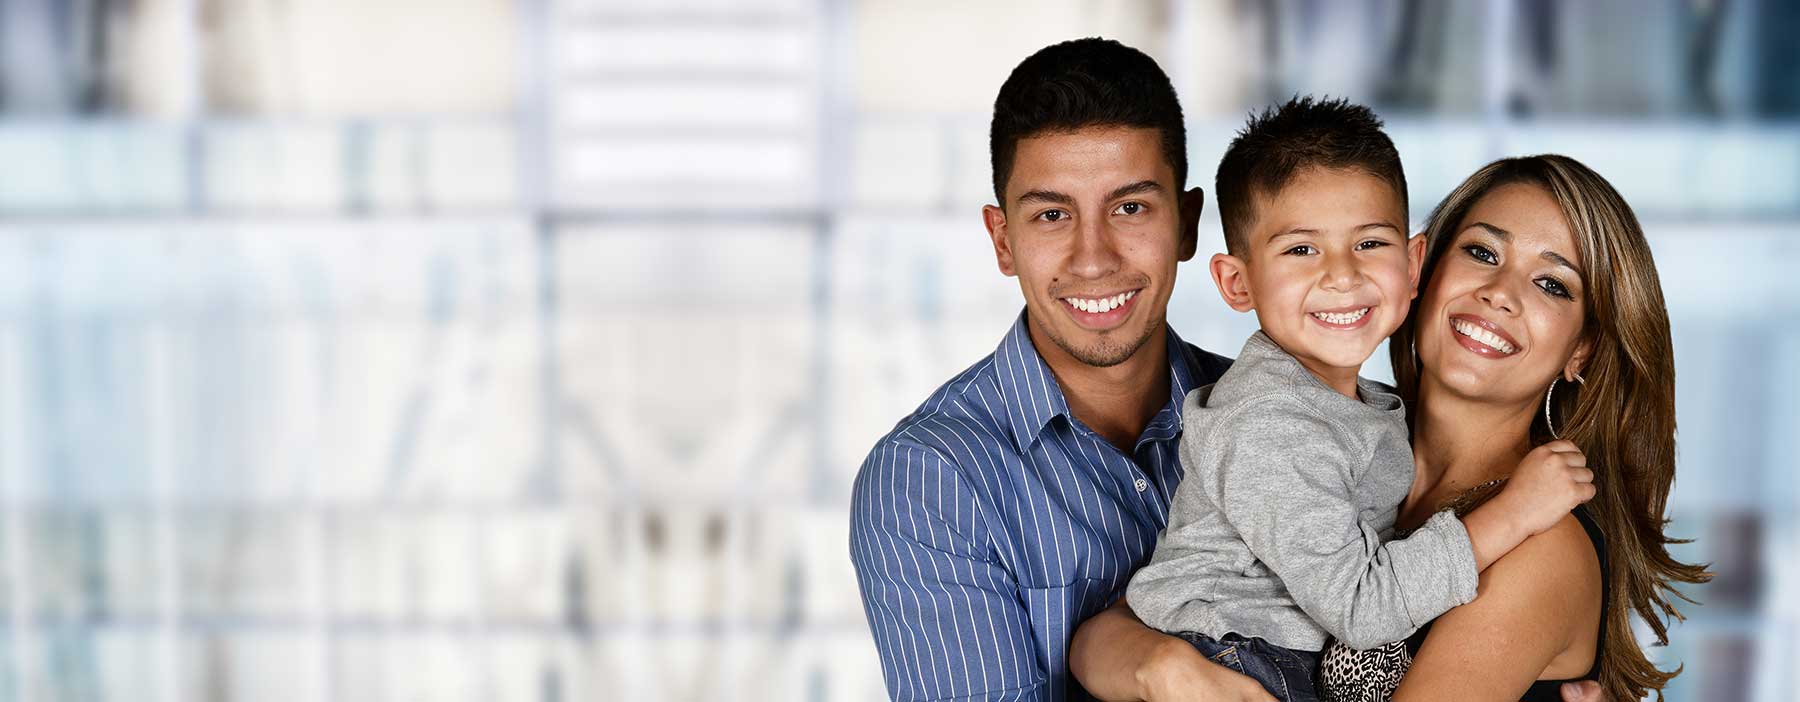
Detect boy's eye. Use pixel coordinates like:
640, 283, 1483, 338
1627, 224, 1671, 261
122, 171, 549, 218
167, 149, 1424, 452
1283, 245, 1317, 256
1536, 277, 1573, 299
1355, 239, 1390, 251
1038, 210, 1068, 223
1113, 202, 1145, 216
1463, 244, 1498, 264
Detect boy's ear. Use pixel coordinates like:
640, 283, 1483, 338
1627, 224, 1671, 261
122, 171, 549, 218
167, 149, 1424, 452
1177, 187, 1205, 262
1209, 253, 1255, 313
1406, 233, 1427, 299
983, 204, 1016, 276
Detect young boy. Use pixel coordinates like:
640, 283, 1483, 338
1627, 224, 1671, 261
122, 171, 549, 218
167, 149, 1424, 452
1124, 97, 1594, 701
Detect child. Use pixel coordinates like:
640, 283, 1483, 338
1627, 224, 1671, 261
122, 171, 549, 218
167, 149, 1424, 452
1125, 97, 1594, 702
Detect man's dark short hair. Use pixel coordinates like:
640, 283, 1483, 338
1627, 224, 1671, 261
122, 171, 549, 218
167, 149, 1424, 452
1215, 96, 1409, 256
989, 38, 1186, 206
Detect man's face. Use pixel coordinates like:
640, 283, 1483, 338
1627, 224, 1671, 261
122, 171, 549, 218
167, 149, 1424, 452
982, 126, 1193, 368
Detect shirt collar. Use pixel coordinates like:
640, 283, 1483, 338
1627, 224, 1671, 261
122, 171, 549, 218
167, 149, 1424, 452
992, 309, 1201, 452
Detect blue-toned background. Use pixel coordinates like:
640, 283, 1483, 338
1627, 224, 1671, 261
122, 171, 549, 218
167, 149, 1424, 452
0, 0, 1792, 700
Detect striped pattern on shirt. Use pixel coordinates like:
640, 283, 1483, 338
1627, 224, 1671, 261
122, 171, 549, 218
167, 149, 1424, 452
849, 312, 1231, 701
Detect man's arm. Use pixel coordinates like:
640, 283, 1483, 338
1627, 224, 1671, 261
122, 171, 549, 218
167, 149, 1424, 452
1069, 598, 1276, 702
850, 439, 1046, 701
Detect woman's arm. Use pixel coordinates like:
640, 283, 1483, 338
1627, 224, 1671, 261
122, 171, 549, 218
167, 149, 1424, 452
1392, 514, 1604, 702
1069, 598, 1276, 702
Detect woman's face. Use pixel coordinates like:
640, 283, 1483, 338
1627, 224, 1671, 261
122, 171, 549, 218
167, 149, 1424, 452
1416, 182, 1590, 407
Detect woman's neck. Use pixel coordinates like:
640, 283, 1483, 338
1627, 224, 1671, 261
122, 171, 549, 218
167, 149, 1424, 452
1408, 380, 1540, 513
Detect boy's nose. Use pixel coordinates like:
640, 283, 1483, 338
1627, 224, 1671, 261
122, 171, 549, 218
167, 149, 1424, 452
1320, 255, 1361, 292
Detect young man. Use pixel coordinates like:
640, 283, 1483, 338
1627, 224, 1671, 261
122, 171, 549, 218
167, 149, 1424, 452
848, 37, 1234, 701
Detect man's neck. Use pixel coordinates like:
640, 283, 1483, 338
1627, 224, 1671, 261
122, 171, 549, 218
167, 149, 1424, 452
1027, 318, 1171, 453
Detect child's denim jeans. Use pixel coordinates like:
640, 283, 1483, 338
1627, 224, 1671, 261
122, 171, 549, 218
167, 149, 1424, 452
1177, 631, 1322, 702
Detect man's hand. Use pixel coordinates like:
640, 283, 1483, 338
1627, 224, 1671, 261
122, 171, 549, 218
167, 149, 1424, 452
1135, 636, 1275, 702
1559, 680, 1605, 702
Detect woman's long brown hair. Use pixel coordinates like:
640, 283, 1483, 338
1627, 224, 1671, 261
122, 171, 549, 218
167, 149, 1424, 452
1389, 155, 1712, 701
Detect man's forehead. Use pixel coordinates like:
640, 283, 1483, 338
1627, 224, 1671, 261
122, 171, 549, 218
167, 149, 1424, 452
1007, 126, 1174, 200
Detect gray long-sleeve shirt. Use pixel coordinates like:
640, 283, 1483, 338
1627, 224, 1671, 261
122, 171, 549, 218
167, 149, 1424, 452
1126, 331, 1479, 651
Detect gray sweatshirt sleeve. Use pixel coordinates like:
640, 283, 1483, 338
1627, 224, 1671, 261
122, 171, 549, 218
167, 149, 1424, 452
1199, 399, 1479, 650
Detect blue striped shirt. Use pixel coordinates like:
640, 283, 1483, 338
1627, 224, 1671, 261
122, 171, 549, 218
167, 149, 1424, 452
850, 312, 1232, 701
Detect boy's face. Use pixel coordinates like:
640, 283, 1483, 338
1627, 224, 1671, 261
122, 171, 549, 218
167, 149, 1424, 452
982, 126, 1198, 369
1216, 167, 1421, 379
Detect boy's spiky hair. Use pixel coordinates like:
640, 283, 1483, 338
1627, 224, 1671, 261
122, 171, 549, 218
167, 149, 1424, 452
1215, 96, 1408, 256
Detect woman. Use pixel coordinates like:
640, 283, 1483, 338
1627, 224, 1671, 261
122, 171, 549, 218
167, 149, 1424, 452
1070, 155, 1710, 701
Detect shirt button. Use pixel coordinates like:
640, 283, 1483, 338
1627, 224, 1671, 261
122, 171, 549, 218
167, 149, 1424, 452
1134, 478, 1149, 493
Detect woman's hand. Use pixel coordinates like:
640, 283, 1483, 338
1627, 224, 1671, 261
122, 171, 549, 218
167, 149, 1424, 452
1135, 636, 1275, 702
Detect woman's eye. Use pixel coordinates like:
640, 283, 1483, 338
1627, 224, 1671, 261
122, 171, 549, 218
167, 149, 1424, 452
1355, 239, 1390, 251
1536, 277, 1573, 299
1114, 202, 1144, 216
1038, 210, 1067, 223
1284, 245, 1317, 256
1463, 244, 1498, 264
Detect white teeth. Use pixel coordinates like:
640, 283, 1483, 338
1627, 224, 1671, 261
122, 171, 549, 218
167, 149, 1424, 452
1066, 290, 1137, 314
1452, 319, 1518, 354
1310, 307, 1370, 325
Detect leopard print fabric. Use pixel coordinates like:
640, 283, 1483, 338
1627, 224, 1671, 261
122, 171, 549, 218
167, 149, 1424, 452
1318, 638, 1413, 702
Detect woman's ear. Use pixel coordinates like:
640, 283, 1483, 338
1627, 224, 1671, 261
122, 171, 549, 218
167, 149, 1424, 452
1565, 337, 1594, 382
1209, 253, 1255, 313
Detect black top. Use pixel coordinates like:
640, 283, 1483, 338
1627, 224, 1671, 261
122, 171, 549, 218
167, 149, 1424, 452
1316, 505, 1608, 701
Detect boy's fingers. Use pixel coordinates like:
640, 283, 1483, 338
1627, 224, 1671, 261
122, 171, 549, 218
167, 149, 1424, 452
1571, 468, 1595, 484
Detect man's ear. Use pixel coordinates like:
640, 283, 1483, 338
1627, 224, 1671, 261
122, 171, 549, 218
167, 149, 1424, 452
1178, 187, 1205, 262
983, 204, 1015, 276
1406, 233, 1427, 300
1209, 253, 1255, 312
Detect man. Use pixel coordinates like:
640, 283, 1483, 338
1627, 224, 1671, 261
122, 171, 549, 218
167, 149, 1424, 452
848, 37, 1235, 701
848, 38, 1607, 702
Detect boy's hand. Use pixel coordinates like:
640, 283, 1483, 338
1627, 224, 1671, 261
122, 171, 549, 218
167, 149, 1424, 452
1499, 440, 1596, 536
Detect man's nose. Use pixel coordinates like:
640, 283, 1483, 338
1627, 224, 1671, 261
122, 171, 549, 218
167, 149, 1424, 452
1069, 216, 1122, 279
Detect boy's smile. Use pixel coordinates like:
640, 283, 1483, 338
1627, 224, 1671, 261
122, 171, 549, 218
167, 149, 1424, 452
1212, 167, 1420, 395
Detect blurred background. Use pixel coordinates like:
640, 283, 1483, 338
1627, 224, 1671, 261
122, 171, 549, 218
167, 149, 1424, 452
0, 0, 1793, 700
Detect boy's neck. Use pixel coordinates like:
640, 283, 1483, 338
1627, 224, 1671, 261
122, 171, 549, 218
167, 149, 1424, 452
1030, 321, 1170, 453
1289, 352, 1361, 398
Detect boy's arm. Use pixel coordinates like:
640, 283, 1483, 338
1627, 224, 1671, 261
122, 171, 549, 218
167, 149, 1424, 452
849, 440, 1049, 702
1460, 440, 1596, 571
1202, 404, 1477, 651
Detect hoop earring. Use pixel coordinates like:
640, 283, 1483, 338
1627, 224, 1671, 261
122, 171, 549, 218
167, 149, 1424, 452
1543, 372, 1585, 440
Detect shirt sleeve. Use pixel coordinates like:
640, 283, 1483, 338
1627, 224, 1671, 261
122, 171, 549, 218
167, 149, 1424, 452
1200, 402, 1479, 651
849, 439, 1049, 702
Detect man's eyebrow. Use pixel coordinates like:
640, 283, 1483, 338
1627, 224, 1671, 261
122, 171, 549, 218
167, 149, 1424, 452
1107, 180, 1163, 201
1017, 189, 1075, 207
